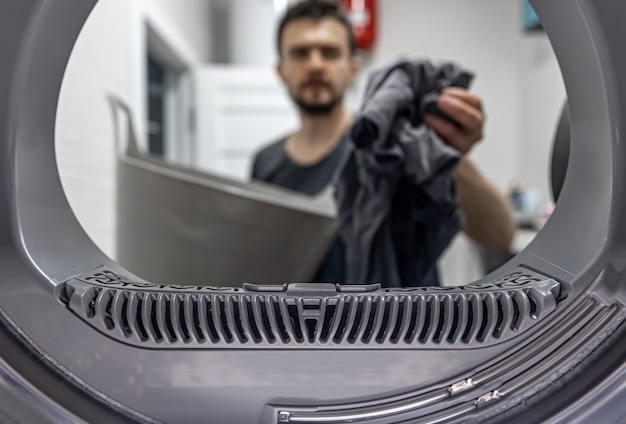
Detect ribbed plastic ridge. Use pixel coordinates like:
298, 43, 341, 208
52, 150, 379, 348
61, 267, 562, 349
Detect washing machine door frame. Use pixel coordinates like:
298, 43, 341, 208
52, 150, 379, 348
0, 0, 625, 423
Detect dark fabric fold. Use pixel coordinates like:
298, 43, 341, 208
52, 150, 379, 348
335, 56, 474, 287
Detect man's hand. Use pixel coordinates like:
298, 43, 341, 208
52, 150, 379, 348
423, 87, 485, 154
423, 88, 514, 252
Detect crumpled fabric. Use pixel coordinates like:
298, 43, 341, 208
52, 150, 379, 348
335, 56, 474, 287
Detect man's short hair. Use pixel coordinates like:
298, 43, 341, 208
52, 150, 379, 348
276, 0, 356, 58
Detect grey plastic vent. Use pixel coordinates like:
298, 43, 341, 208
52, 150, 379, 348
61, 267, 562, 349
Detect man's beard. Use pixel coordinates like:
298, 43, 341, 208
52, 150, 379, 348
293, 95, 343, 115
291, 80, 343, 115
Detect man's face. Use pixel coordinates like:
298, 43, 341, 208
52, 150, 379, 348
277, 18, 358, 115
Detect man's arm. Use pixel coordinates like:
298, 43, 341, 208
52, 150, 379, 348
424, 87, 515, 252
455, 157, 515, 252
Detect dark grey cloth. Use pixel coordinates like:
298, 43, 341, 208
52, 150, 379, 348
335, 56, 473, 287
251, 135, 348, 282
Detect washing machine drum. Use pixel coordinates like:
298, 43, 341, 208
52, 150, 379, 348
0, 0, 626, 423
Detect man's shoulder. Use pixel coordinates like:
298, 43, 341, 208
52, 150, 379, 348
251, 136, 288, 180
254, 137, 287, 161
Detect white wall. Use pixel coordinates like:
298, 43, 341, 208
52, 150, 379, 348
55, 0, 132, 258
144, 0, 213, 64
228, 0, 280, 65
56, 0, 214, 259
519, 36, 566, 204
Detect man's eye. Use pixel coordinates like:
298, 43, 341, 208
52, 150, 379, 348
322, 48, 341, 59
290, 49, 309, 59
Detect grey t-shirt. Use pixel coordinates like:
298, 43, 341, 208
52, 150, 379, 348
251, 135, 349, 282
251, 135, 349, 195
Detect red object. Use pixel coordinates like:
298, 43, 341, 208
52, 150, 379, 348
338, 0, 376, 51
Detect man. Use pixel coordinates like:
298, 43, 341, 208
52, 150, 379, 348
252, 0, 515, 284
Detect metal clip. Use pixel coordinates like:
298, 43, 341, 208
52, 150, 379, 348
449, 378, 475, 395
475, 390, 502, 408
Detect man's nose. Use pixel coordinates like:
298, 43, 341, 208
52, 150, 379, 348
306, 49, 325, 70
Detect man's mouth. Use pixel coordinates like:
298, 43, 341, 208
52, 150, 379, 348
304, 81, 329, 90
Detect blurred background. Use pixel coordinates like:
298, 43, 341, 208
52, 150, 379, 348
55, 0, 565, 286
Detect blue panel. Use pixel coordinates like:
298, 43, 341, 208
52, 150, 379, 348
524, 0, 543, 32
